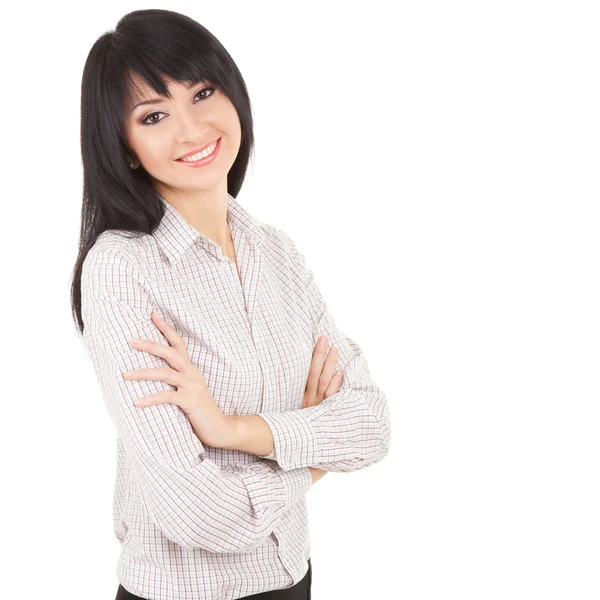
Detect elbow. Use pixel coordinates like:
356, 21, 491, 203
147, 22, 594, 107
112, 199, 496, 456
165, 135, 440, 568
378, 414, 392, 459
358, 407, 392, 467
322, 415, 392, 473
369, 396, 392, 464
360, 423, 392, 470
153, 506, 271, 554
173, 533, 266, 554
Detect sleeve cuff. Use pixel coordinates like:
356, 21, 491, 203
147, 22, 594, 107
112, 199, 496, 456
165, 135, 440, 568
256, 410, 320, 471
280, 464, 313, 504
237, 460, 311, 514
259, 447, 278, 460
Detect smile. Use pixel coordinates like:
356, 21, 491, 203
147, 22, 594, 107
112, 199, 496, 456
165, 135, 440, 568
175, 138, 222, 167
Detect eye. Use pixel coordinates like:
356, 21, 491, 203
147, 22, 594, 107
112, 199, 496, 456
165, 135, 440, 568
140, 85, 217, 126
195, 85, 216, 102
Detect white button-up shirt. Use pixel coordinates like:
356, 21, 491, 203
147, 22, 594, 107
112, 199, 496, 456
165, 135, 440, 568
80, 192, 392, 600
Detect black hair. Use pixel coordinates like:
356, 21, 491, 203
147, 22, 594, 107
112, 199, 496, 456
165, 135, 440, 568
70, 9, 255, 335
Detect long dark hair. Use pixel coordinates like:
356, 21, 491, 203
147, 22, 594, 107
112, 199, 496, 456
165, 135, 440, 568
70, 9, 255, 336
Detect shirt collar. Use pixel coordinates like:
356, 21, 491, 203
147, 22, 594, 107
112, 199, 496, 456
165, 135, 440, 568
153, 192, 266, 265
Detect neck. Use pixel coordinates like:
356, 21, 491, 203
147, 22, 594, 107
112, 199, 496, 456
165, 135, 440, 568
155, 180, 232, 249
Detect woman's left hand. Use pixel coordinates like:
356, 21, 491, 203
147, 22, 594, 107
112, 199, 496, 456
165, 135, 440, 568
123, 311, 229, 448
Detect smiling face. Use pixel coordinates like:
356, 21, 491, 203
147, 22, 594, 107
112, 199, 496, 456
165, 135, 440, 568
123, 73, 242, 196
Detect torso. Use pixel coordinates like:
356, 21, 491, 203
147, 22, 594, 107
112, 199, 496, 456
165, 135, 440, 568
223, 247, 242, 287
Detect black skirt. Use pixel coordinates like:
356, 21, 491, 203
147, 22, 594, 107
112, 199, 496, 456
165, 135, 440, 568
115, 558, 312, 600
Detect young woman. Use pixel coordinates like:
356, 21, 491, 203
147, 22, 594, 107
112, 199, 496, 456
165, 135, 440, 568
71, 9, 392, 600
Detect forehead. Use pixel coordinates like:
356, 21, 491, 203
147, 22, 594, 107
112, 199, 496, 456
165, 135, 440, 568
127, 73, 165, 99
127, 73, 201, 103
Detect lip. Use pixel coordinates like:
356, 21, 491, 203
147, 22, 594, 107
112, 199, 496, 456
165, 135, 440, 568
175, 138, 221, 160
175, 137, 221, 168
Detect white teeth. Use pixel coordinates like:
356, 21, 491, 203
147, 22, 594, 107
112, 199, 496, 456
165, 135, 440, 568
179, 141, 217, 162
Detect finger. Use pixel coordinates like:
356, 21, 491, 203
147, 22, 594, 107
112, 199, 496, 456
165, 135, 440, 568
303, 395, 317, 408
317, 347, 339, 397
324, 369, 343, 398
122, 366, 186, 388
129, 338, 190, 373
305, 336, 329, 399
303, 391, 317, 408
305, 361, 340, 408
134, 390, 175, 407
150, 311, 188, 355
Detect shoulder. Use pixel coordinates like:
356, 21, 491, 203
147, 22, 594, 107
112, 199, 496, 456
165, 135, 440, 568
261, 222, 286, 245
260, 222, 312, 287
81, 231, 150, 300
261, 223, 305, 260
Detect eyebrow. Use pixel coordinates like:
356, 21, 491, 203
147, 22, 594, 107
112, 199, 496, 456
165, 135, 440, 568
130, 80, 206, 114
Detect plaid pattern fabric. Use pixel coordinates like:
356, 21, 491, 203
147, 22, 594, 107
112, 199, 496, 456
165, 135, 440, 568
80, 192, 391, 600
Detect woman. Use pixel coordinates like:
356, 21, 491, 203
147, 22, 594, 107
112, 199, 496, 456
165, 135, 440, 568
71, 9, 392, 600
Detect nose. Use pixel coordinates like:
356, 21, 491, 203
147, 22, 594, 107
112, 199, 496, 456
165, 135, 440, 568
174, 108, 208, 143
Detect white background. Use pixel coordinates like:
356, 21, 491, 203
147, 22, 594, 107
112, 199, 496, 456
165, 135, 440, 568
2, 1, 599, 599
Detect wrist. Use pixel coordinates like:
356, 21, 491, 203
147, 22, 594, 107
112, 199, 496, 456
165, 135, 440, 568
218, 414, 245, 451
218, 414, 275, 456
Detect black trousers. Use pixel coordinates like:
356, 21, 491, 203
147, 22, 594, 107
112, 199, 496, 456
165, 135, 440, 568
115, 558, 312, 600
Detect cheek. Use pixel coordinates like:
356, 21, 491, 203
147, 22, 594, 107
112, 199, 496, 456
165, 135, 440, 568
214, 99, 242, 140
136, 137, 173, 166
228, 111, 242, 142
221, 113, 242, 156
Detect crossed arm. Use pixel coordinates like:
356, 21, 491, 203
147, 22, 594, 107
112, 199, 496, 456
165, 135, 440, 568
81, 230, 391, 551
220, 227, 392, 473
80, 245, 313, 553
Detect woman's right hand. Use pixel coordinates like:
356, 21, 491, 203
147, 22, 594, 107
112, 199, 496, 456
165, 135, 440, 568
304, 335, 343, 484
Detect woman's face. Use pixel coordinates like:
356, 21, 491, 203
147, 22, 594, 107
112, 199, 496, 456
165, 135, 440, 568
124, 73, 241, 195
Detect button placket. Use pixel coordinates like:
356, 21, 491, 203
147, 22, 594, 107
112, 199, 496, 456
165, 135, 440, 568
219, 240, 267, 413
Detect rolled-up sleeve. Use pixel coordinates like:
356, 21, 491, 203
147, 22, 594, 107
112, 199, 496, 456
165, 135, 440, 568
81, 246, 311, 553
257, 229, 392, 473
